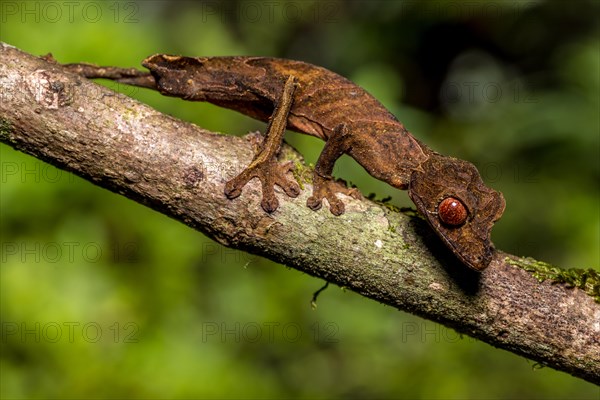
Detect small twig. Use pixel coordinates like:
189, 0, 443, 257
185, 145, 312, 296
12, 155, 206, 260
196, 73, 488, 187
310, 282, 330, 309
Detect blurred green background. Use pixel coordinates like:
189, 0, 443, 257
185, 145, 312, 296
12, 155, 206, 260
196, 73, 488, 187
1, 0, 599, 398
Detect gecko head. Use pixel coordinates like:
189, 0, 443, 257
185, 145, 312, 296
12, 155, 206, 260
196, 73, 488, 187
142, 55, 209, 98
408, 154, 505, 271
142, 54, 204, 72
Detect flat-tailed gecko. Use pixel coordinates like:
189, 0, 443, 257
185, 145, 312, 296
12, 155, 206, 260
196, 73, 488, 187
60, 55, 506, 271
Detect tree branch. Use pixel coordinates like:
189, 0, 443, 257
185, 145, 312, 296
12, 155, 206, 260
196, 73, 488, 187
1, 43, 598, 385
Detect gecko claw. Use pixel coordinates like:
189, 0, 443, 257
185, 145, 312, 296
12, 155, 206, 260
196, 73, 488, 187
328, 198, 345, 216
224, 159, 300, 213
306, 196, 323, 211
224, 186, 243, 199
307, 194, 345, 215
224, 170, 251, 199
279, 161, 301, 197
260, 191, 279, 213
307, 193, 345, 215
308, 175, 360, 215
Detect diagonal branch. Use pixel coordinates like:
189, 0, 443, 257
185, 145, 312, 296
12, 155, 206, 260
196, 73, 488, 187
1, 43, 598, 385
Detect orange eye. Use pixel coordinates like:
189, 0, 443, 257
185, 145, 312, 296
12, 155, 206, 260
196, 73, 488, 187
438, 197, 468, 226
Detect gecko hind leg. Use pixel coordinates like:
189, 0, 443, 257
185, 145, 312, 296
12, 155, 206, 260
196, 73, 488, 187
224, 76, 301, 213
306, 124, 361, 215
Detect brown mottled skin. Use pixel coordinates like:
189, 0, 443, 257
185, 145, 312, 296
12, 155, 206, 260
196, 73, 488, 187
62, 55, 505, 270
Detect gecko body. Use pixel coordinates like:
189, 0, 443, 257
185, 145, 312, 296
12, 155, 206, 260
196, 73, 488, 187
63, 55, 506, 270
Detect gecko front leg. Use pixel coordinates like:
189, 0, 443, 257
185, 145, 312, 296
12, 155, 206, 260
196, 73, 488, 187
306, 124, 361, 215
224, 76, 301, 213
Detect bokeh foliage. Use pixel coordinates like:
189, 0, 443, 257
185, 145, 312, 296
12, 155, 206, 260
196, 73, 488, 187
1, 0, 598, 398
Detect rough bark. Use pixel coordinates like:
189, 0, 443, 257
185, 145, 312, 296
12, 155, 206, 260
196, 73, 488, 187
1, 43, 598, 385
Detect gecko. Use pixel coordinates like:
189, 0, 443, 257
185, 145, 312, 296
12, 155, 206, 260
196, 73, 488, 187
59, 55, 506, 271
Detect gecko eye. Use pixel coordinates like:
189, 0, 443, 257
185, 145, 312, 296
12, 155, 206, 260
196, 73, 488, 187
438, 197, 468, 226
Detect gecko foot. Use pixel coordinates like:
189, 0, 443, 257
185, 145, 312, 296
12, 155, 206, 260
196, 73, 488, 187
306, 175, 361, 215
224, 160, 301, 213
